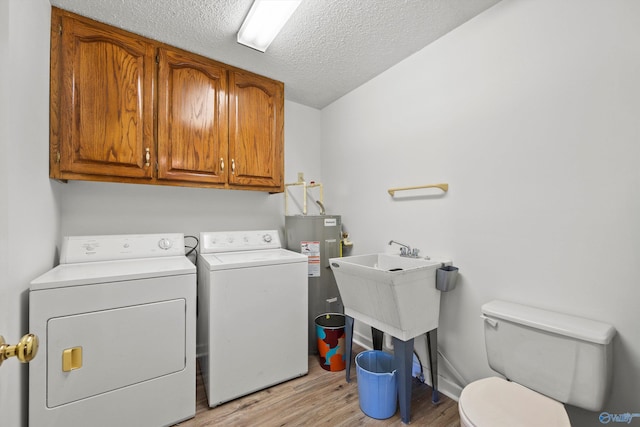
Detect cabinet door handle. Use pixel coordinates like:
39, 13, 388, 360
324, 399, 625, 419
220, 158, 224, 173
144, 148, 150, 167
231, 159, 235, 175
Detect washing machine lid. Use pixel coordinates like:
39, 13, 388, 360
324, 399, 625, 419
199, 249, 308, 270
459, 377, 571, 427
30, 256, 196, 290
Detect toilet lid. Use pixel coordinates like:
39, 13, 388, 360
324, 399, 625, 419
459, 377, 571, 427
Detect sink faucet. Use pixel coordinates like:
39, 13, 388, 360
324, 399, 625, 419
388, 240, 420, 258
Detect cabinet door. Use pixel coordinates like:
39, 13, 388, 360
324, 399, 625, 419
55, 12, 155, 179
157, 48, 228, 183
228, 71, 284, 191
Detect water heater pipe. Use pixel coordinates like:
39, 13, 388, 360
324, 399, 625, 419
284, 181, 324, 215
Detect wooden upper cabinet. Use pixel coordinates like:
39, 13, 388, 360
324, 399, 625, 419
229, 71, 284, 191
52, 11, 155, 180
157, 48, 228, 184
50, 7, 285, 192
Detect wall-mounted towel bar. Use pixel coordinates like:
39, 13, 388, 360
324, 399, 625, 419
388, 183, 449, 197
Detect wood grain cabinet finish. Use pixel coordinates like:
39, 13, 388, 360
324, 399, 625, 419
50, 7, 284, 192
52, 12, 155, 180
157, 47, 228, 184
229, 71, 284, 190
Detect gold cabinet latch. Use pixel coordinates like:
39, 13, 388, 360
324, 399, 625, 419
0, 334, 39, 366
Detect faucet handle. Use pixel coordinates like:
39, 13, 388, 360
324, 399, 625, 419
411, 248, 420, 257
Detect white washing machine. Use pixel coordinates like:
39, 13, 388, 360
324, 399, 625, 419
29, 233, 196, 427
197, 230, 308, 407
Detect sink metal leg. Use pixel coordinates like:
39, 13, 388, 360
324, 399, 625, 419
393, 336, 414, 424
426, 328, 439, 403
371, 327, 384, 351
345, 315, 354, 383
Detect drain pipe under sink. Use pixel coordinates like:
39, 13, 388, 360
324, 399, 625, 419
383, 332, 467, 389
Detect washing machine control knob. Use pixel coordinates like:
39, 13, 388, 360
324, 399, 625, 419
263, 234, 272, 243
158, 238, 173, 250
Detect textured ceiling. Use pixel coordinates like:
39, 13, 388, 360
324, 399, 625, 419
49, 0, 501, 109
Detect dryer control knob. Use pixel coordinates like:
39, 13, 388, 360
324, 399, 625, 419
263, 234, 272, 243
158, 238, 173, 250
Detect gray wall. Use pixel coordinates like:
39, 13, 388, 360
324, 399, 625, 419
0, 1, 60, 426
320, 1, 640, 426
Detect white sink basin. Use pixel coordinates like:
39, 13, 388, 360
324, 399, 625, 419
329, 253, 444, 340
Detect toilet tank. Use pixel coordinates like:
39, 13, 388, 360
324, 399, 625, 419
481, 300, 616, 411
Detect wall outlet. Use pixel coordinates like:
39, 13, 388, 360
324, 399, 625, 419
297, 172, 304, 182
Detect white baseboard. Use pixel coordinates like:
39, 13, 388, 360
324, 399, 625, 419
352, 329, 373, 350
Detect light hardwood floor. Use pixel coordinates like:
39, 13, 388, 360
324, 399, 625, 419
175, 345, 461, 427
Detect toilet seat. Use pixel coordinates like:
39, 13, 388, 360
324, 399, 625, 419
458, 377, 571, 427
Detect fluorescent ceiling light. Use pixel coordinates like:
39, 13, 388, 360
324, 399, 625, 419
237, 0, 302, 52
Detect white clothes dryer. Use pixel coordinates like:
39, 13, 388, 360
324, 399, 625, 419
29, 234, 196, 427
197, 230, 308, 408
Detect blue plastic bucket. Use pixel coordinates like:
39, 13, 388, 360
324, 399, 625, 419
355, 350, 397, 419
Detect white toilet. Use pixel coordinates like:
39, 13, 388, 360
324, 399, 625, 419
458, 300, 616, 427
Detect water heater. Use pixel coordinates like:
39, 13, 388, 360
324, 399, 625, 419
285, 215, 344, 354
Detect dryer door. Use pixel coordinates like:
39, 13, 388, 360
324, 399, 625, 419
47, 299, 186, 407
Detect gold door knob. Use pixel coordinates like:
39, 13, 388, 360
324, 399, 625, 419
0, 334, 39, 366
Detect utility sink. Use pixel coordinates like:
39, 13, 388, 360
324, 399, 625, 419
329, 253, 445, 341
